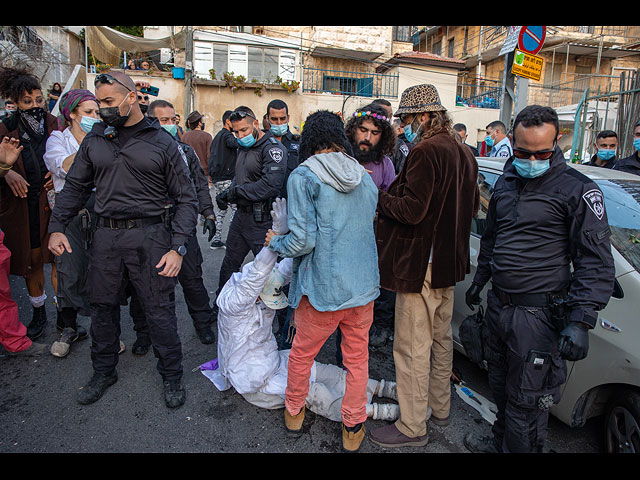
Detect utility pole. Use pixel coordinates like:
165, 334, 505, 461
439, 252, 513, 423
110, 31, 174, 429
183, 26, 193, 121
499, 50, 516, 129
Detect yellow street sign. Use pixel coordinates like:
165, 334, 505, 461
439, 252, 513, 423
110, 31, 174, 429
512, 49, 544, 82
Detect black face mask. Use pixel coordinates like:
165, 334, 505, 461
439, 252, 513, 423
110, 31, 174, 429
99, 95, 133, 127
18, 106, 47, 138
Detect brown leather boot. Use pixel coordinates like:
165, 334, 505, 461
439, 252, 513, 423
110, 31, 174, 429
284, 406, 305, 434
342, 423, 366, 453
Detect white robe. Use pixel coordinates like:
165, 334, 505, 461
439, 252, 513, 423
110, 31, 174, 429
201, 247, 378, 422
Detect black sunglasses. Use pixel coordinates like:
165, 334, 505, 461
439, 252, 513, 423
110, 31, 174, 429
513, 142, 557, 161
229, 110, 256, 122
94, 73, 133, 92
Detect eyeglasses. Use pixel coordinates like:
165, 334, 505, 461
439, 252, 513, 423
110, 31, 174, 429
513, 142, 557, 160
229, 110, 256, 122
137, 95, 149, 102
94, 73, 133, 92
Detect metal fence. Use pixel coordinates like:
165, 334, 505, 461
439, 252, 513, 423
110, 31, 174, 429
569, 69, 640, 160
456, 81, 502, 109
302, 67, 399, 98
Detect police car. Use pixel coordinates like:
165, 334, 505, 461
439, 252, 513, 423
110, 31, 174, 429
452, 157, 640, 453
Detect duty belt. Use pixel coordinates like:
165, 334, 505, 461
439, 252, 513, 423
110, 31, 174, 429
96, 215, 163, 230
238, 200, 272, 213
493, 286, 568, 307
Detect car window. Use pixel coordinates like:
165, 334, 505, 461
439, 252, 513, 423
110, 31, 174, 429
472, 169, 500, 236
596, 178, 640, 272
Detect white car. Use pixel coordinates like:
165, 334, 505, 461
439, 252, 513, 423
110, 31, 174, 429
452, 157, 640, 453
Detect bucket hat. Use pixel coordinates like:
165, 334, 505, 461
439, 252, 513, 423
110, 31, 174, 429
394, 84, 446, 117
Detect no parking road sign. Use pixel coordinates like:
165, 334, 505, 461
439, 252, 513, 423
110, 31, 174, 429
518, 26, 546, 55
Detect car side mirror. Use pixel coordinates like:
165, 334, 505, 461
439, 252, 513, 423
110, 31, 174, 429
612, 279, 624, 299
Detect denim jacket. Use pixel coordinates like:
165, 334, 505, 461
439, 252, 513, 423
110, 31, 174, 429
268, 151, 380, 311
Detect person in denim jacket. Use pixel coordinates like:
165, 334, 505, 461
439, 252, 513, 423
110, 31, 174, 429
265, 110, 379, 452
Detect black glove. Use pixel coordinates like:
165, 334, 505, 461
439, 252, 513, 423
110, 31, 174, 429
203, 216, 216, 242
216, 193, 228, 210
558, 321, 590, 361
465, 282, 483, 311
216, 187, 237, 210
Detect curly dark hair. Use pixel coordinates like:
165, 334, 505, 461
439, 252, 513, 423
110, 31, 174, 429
345, 103, 396, 163
512, 105, 559, 142
0, 65, 42, 103
299, 110, 353, 162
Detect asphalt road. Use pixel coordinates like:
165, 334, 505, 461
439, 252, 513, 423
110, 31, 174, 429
0, 220, 605, 454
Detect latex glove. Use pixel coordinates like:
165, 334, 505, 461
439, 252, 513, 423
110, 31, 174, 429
465, 282, 483, 311
270, 197, 289, 235
203, 216, 216, 242
558, 322, 590, 361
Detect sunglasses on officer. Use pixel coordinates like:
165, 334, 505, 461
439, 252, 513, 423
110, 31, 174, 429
229, 110, 256, 122
94, 73, 133, 92
513, 142, 557, 161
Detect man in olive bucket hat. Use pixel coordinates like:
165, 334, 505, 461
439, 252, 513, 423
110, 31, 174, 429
369, 84, 480, 448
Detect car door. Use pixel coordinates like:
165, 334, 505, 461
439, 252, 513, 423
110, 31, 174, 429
451, 164, 502, 352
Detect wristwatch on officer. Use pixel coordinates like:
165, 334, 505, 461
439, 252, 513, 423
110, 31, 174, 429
171, 244, 187, 256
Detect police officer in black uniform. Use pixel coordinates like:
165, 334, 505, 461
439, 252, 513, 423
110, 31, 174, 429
214, 106, 286, 305
48, 72, 198, 409
124, 99, 216, 349
265, 99, 299, 198
463, 105, 615, 453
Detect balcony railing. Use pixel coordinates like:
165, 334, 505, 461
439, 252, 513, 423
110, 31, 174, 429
302, 67, 399, 98
456, 81, 502, 109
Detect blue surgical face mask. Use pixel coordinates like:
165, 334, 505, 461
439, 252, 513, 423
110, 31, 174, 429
162, 124, 178, 137
270, 123, 288, 137
404, 123, 417, 143
513, 158, 550, 178
634, 138, 640, 151
597, 149, 616, 161
79, 115, 100, 133
237, 130, 257, 148
485, 135, 494, 147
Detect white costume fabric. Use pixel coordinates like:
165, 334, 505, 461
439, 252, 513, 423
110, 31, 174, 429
201, 246, 396, 422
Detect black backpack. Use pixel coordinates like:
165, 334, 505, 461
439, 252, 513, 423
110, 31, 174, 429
459, 306, 487, 366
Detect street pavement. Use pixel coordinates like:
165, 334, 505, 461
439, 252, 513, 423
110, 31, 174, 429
0, 220, 605, 454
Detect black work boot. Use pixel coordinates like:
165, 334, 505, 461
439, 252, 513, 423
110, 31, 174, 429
77, 371, 118, 405
163, 379, 186, 409
196, 325, 216, 344
463, 432, 500, 453
132, 336, 151, 356
27, 305, 47, 340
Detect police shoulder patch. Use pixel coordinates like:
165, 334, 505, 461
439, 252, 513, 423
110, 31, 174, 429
268, 147, 284, 163
176, 144, 189, 167
582, 188, 605, 220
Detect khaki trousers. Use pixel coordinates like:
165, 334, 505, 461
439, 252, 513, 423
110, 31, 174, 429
393, 263, 454, 438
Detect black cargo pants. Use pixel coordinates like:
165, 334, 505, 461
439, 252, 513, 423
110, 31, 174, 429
483, 288, 567, 453
87, 221, 183, 382
130, 233, 213, 339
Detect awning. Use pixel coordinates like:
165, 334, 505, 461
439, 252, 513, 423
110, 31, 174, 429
310, 46, 382, 62
86, 26, 187, 65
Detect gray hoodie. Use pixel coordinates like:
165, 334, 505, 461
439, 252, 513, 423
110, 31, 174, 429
301, 151, 365, 193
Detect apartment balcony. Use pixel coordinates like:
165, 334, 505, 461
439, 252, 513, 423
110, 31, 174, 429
301, 66, 399, 98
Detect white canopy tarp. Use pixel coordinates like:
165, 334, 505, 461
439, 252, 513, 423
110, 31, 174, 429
86, 26, 186, 65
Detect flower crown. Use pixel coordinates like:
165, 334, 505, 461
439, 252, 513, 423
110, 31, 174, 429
353, 110, 390, 122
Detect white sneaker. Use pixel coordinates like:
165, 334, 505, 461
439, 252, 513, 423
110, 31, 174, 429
50, 327, 80, 358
